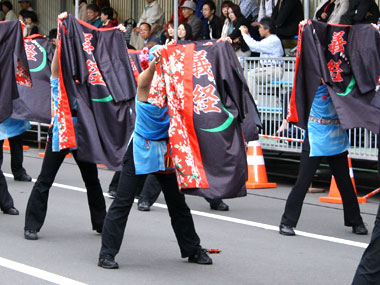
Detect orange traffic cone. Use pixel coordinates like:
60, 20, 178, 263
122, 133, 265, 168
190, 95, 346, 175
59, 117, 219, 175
3, 139, 10, 151
246, 140, 277, 189
319, 156, 366, 204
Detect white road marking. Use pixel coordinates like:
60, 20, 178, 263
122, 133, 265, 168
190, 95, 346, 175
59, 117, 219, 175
0, 257, 87, 285
4, 173, 369, 250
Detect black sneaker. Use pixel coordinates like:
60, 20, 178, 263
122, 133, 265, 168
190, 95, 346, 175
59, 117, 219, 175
98, 255, 119, 269
279, 224, 296, 236
188, 248, 213, 265
137, 201, 150, 211
3, 207, 19, 215
352, 224, 368, 235
14, 174, 32, 182
210, 201, 229, 211
24, 229, 38, 240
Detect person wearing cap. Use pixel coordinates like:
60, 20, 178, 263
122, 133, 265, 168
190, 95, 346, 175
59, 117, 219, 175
18, 0, 33, 12
181, 0, 203, 40
2, 1, 17, 21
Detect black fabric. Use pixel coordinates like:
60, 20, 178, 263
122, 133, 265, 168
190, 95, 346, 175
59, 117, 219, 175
12, 36, 53, 124
108, 171, 121, 192
271, 0, 304, 39
0, 20, 31, 123
0, 140, 15, 212
24, 133, 106, 232
281, 150, 364, 227
1, 134, 27, 178
228, 17, 251, 52
352, 203, 380, 285
290, 21, 380, 134
59, 15, 137, 170
341, 0, 380, 25
100, 142, 201, 258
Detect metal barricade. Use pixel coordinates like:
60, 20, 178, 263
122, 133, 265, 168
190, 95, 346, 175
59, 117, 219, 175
242, 57, 378, 161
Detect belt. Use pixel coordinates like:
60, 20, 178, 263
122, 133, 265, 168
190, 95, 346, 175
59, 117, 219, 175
309, 115, 340, 125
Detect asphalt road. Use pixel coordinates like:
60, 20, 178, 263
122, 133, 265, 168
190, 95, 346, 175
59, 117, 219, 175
0, 148, 378, 285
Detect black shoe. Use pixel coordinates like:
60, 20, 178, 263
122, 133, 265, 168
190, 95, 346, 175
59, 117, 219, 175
98, 255, 119, 269
14, 174, 32, 182
24, 229, 38, 240
279, 224, 296, 236
210, 201, 229, 211
3, 207, 19, 215
352, 224, 368, 235
94, 227, 103, 234
188, 248, 213, 265
108, 190, 116, 198
137, 201, 150, 211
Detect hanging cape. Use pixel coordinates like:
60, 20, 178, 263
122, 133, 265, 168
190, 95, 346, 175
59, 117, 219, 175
288, 20, 380, 134
12, 35, 53, 124
58, 14, 137, 170
148, 40, 261, 199
0, 20, 32, 123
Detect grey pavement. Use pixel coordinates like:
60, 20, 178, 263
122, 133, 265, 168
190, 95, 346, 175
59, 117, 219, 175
0, 148, 378, 285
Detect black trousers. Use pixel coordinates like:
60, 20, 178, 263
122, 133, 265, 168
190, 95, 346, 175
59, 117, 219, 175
0, 141, 14, 212
281, 151, 364, 227
0, 134, 27, 178
139, 175, 224, 207
352, 204, 380, 284
100, 142, 201, 258
24, 136, 106, 232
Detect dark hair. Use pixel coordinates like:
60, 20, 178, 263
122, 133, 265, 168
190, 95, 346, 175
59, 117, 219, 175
18, 8, 28, 19
228, 4, 243, 21
259, 17, 274, 33
139, 22, 151, 30
24, 10, 38, 22
164, 20, 174, 40
49, 28, 57, 40
95, 0, 110, 9
220, 0, 233, 23
101, 7, 113, 20
87, 3, 99, 13
202, 0, 216, 13
2, 1, 13, 10
178, 22, 193, 41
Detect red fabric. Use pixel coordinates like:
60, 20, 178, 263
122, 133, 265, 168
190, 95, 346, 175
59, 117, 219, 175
165, 0, 187, 30
103, 19, 118, 28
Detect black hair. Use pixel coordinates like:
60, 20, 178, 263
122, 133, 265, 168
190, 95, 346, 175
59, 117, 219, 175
49, 28, 57, 40
101, 7, 113, 20
178, 22, 193, 41
202, 0, 216, 13
87, 3, 99, 13
139, 22, 151, 31
259, 17, 274, 34
23, 10, 38, 22
2, 1, 13, 10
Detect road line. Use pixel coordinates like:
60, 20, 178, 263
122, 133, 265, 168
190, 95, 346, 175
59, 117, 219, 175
0, 257, 87, 285
5, 173, 369, 249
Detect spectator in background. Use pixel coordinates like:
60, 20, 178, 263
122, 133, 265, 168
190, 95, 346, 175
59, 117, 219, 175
87, 3, 102, 28
239, 0, 259, 23
74, 0, 87, 22
178, 22, 193, 40
0, 3, 4, 21
220, 1, 233, 38
195, 0, 208, 39
271, 0, 304, 40
226, 4, 251, 57
257, 0, 278, 22
130, 0, 165, 50
181, 0, 203, 40
101, 7, 118, 28
48, 28, 57, 51
315, 0, 335, 22
202, 0, 222, 40
327, 0, 349, 24
18, 0, 33, 12
140, 22, 158, 49
340, 0, 379, 25
24, 10, 39, 36
159, 20, 175, 44
2, 1, 17, 21
166, 0, 187, 30
94, 0, 110, 10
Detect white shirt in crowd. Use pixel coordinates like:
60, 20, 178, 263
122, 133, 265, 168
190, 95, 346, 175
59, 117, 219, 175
5, 10, 18, 21
242, 33, 284, 64
258, 0, 279, 21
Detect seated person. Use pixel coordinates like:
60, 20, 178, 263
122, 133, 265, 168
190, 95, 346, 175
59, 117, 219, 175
100, 7, 118, 28
340, 0, 379, 25
87, 3, 102, 28
202, 0, 222, 40
271, 0, 303, 40
313, 0, 349, 24
315, 0, 335, 22
139, 22, 158, 49
181, 0, 203, 40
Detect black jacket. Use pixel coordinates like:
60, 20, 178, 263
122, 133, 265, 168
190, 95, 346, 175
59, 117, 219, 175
271, 0, 304, 39
340, 0, 380, 25
228, 17, 250, 52
204, 14, 222, 40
